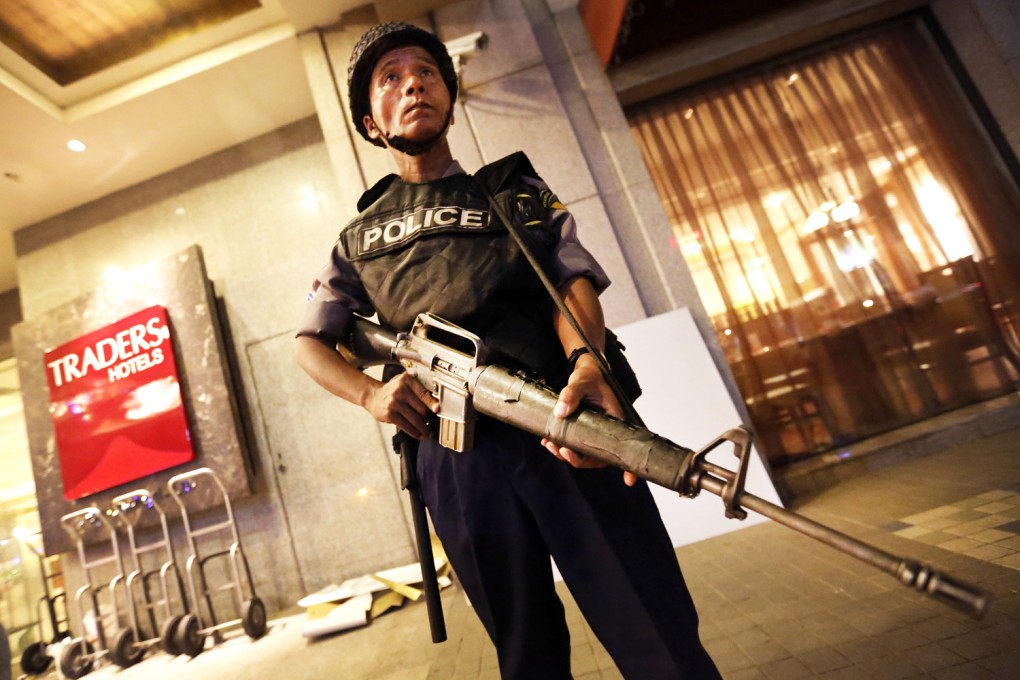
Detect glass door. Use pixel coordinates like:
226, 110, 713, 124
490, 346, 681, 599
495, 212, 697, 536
628, 18, 1020, 467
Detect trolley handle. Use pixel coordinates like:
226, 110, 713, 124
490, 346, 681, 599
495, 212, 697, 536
60, 507, 113, 535
167, 467, 230, 500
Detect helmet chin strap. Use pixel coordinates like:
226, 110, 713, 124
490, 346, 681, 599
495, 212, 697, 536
381, 107, 453, 156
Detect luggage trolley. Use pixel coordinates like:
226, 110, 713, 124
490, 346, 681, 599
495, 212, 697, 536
166, 468, 266, 657
17, 531, 69, 677
58, 507, 131, 679
108, 489, 190, 666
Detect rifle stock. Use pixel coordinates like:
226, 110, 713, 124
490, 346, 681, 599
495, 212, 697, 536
345, 315, 991, 619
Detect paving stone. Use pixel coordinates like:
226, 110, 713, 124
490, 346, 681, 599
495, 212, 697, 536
820, 665, 875, 679
940, 537, 985, 553
931, 661, 1000, 679
974, 501, 1017, 514
908, 617, 980, 645
914, 530, 958, 545
879, 625, 931, 651
778, 629, 831, 656
703, 637, 753, 673
972, 528, 1016, 543
714, 614, 757, 636
860, 652, 923, 680
991, 534, 1020, 550
570, 648, 599, 676
798, 645, 854, 674
964, 543, 1015, 561
976, 650, 1020, 675
940, 628, 1009, 660
899, 642, 968, 672
729, 625, 771, 650
760, 656, 815, 678
742, 640, 792, 665
991, 552, 1020, 569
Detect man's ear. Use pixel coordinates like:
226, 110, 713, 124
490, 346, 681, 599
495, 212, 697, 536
363, 115, 381, 141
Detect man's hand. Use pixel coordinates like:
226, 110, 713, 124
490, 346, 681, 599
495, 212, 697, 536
365, 373, 440, 440
541, 354, 638, 486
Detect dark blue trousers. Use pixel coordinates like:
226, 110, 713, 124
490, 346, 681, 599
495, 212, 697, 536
418, 419, 721, 680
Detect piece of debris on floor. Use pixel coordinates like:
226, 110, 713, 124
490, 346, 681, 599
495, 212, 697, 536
298, 535, 451, 638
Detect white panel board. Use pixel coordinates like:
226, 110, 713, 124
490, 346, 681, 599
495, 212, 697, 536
615, 307, 783, 547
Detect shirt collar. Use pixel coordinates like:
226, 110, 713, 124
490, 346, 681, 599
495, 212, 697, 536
442, 160, 465, 178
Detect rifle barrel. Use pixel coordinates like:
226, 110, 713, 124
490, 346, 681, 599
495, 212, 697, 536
697, 463, 988, 617
469, 365, 990, 618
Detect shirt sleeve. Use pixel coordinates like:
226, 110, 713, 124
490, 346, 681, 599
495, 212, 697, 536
295, 243, 375, 345
521, 176, 611, 294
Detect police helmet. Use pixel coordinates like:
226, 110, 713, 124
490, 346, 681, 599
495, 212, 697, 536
347, 22, 458, 148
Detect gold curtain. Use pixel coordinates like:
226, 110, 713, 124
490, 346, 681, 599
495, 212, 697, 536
628, 19, 1020, 465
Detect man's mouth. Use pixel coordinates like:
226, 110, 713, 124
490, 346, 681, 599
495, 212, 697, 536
405, 102, 432, 116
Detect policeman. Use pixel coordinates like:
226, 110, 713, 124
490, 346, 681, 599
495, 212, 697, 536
295, 22, 720, 680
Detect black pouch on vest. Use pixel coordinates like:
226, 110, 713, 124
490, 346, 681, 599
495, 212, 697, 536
477, 151, 644, 414
604, 328, 642, 403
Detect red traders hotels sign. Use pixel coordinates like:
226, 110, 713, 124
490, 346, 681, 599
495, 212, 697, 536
44, 305, 195, 500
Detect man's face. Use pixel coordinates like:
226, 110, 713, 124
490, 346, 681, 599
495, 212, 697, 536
364, 45, 452, 147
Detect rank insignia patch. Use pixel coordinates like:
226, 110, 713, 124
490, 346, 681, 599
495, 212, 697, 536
540, 189, 566, 211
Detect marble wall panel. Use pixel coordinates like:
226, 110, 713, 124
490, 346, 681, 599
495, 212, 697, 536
0, 289, 21, 359
11, 246, 250, 556
463, 65, 596, 203
247, 334, 416, 587
562, 194, 644, 327
436, 0, 544, 90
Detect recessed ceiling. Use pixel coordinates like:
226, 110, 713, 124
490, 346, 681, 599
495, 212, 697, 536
0, 0, 263, 85
0, 0, 458, 296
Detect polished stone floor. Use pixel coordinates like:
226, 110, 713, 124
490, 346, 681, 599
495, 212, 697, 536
12, 426, 1020, 679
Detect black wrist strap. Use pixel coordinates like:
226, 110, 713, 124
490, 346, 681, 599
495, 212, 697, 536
480, 184, 643, 426
566, 346, 590, 372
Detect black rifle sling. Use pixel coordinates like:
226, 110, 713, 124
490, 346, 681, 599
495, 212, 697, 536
480, 187, 645, 428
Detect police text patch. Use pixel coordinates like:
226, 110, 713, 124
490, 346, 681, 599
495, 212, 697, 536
352, 205, 492, 258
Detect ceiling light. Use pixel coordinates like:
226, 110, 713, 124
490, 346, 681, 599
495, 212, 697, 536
67, 140, 87, 152
832, 200, 860, 223
805, 211, 829, 232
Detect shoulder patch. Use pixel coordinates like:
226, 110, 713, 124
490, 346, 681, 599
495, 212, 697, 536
540, 189, 566, 211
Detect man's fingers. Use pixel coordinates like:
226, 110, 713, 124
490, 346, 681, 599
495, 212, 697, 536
394, 376, 438, 416
391, 409, 429, 440
553, 385, 581, 418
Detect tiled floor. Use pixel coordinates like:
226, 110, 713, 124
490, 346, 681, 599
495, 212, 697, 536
11, 425, 1020, 679
887, 488, 1020, 571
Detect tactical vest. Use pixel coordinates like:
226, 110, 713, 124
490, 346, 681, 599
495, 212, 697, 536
340, 152, 569, 386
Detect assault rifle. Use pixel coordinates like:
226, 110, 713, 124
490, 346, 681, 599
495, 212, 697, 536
342, 313, 990, 638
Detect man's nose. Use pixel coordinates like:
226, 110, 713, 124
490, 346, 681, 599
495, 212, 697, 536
404, 74, 424, 95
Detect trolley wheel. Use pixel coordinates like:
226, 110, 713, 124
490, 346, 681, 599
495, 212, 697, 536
161, 614, 183, 655
58, 640, 94, 680
241, 597, 267, 640
174, 614, 205, 658
20, 641, 53, 675
112, 627, 145, 668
